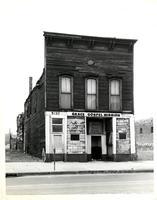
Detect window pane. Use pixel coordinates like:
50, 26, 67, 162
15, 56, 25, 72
52, 118, 62, 124
111, 80, 120, 95
54, 135, 62, 149
71, 134, 79, 141
52, 125, 63, 132
119, 132, 126, 139
60, 94, 71, 108
61, 77, 71, 93
110, 96, 120, 110
87, 79, 96, 94
87, 94, 96, 109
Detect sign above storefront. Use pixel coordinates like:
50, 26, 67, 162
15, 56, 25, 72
51, 111, 121, 117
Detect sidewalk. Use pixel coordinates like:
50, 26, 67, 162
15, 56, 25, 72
6, 160, 154, 177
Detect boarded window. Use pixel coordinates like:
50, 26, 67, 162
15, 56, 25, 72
86, 79, 97, 109
52, 118, 63, 133
54, 135, 62, 149
71, 134, 79, 141
60, 77, 72, 109
110, 80, 121, 111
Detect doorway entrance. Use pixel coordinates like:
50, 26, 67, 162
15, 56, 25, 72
91, 136, 102, 160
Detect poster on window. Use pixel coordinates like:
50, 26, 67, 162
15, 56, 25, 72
116, 118, 130, 154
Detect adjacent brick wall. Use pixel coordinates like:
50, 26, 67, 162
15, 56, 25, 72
135, 118, 153, 160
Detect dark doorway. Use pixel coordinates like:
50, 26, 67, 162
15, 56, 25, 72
91, 136, 102, 160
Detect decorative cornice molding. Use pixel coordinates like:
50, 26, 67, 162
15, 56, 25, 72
44, 32, 137, 50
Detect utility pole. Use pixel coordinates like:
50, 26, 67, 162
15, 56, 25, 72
9, 129, 11, 150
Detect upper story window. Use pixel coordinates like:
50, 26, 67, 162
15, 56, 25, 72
151, 126, 153, 133
60, 76, 73, 109
109, 79, 122, 111
86, 78, 97, 110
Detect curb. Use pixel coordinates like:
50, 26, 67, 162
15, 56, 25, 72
6, 169, 154, 177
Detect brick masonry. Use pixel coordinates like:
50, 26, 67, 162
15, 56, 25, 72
135, 118, 153, 160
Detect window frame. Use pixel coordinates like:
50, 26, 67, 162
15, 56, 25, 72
85, 77, 98, 110
59, 75, 73, 109
51, 118, 63, 134
109, 79, 122, 111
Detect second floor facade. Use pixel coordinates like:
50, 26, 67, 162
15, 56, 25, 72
44, 32, 137, 114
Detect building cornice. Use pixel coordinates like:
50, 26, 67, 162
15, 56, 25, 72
43, 31, 137, 47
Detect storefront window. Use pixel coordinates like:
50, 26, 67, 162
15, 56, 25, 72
52, 118, 63, 133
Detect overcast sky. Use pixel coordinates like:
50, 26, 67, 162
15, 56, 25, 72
0, 0, 157, 135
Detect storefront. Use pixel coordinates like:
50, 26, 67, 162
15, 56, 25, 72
45, 111, 136, 162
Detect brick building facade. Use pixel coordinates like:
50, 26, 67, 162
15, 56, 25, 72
135, 118, 153, 160
24, 32, 137, 162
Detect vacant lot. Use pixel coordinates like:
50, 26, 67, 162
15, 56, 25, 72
5, 149, 42, 162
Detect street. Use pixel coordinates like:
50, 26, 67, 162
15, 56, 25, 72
6, 173, 153, 195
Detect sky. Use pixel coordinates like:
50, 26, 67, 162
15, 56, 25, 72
0, 0, 157, 135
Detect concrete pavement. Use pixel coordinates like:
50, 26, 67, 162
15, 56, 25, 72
6, 173, 154, 194
6, 160, 154, 176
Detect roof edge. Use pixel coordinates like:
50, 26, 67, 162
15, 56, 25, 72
43, 31, 137, 44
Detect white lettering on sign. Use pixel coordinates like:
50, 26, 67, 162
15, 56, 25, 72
72, 112, 85, 117
72, 112, 120, 117
51, 111, 121, 117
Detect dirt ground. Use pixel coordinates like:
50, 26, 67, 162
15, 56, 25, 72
5, 149, 42, 162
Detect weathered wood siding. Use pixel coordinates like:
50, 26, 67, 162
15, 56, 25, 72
45, 34, 135, 113
24, 73, 45, 158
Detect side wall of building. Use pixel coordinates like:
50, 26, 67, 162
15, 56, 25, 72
24, 73, 45, 158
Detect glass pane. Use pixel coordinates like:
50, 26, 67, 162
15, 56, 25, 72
54, 135, 62, 148
87, 79, 96, 94
110, 95, 120, 110
61, 77, 71, 93
71, 134, 79, 141
52, 118, 62, 124
119, 132, 126, 139
111, 80, 120, 95
52, 125, 63, 132
60, 94, 71, 108
87, 94, 96, 109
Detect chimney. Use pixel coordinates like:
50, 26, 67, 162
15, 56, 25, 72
29, 77, 33, 94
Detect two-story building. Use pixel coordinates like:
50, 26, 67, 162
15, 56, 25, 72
24, 32, 137, 162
